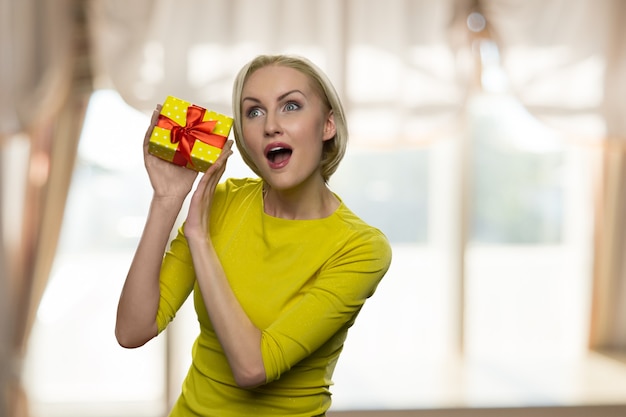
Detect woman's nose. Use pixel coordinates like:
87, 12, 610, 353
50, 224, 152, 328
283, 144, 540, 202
263, 113, 282, 137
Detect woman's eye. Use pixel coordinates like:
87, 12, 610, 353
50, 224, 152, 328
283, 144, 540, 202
246, 108, 262, 118
284, 102, 300, 111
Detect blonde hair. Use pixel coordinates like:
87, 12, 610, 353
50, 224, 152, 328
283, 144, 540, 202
231, 54, 348, 183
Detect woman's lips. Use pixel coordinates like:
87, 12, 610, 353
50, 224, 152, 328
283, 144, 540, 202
264, 142, 293, 169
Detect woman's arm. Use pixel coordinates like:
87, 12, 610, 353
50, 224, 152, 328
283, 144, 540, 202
187, 236, 266, 388
115, 106, 198, 348
115, 195, 185, 348
184, 144, 266, 389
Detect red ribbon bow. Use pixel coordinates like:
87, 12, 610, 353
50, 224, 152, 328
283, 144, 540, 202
156, 104, 227, 168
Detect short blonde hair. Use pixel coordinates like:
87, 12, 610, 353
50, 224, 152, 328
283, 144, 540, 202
231, 54, 348, 183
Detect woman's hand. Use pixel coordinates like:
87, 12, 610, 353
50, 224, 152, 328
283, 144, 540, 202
143, 105, 198, 200
181, 139, 265, 388
184, 140, 234, 242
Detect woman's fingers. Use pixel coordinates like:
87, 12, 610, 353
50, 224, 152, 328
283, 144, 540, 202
210, 142, 233, 178
143, 104, 162, 149
214, 140, 234, 166
201, 141, 234, 184
188, 141, 234, 230
196, 141, 234, 199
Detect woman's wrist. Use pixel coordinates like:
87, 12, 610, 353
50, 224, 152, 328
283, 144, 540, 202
145, 194, 187, 229
151, 193, 187, 209
184, 225, 211, 246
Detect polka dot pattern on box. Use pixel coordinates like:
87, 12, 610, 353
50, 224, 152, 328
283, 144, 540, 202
148, 96, 234, 172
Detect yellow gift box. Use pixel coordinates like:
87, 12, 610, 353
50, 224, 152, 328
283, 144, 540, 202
148, 96, 233, 172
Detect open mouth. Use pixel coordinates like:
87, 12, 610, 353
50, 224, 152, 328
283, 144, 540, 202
265, 143, 293, 167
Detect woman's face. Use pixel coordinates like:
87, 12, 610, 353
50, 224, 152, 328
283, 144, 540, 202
240, 65, 335, 192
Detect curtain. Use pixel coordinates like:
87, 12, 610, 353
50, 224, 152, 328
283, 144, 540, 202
87, 0, 471, 117
0, 185, 8, 417
0, 1, 93, 416
590, 0, 626, 350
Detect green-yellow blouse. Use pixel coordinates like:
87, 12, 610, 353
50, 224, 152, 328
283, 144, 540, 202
156, 177, 392, 417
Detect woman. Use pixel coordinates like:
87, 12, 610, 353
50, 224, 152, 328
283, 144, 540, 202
115, 54, 392, 416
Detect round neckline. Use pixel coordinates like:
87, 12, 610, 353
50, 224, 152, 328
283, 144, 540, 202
258, 181, 343, 222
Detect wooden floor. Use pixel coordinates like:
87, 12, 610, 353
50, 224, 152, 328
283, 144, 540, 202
329, 404, 626, 417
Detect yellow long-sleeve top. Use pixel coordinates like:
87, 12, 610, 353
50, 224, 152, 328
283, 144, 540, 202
156, 177, 392, 417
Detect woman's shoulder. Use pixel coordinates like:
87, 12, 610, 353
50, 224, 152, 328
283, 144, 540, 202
211, 177, 262, 218
332, 202, 392, 255
219, 177, 263, 193
320, 202, 392, 279
333, 199, 384, 235
214, 177, 262, 201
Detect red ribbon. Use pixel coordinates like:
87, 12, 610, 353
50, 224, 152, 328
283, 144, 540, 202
156, 104, 227, 167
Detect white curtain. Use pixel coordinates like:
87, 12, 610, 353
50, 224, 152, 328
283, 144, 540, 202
88, 0, 469, 128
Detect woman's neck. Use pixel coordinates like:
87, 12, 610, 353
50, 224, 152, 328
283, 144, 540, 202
263, 182, 339, 220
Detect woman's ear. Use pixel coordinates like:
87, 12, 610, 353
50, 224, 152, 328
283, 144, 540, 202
323, 111, 336, 142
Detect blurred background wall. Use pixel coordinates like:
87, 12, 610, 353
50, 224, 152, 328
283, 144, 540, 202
1, 0, 625, 416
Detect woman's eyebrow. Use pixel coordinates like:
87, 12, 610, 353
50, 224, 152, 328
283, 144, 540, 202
242, 96, 261, 104
242, 89, 305, 104
277, 89, 304, 101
